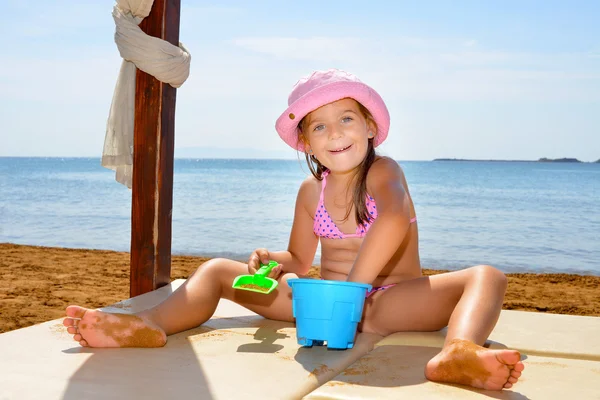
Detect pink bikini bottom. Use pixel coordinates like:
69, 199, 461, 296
365, 283, 396, 298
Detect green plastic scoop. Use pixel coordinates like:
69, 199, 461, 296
232, 260, 279, 294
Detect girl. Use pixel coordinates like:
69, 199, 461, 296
63, 69, 524, 391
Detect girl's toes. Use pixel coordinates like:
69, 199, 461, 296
66, 305, 87, 319
508, 376, 518, 384
514, 362, 525, 372
511, 370, 522, 379
79, 339, 89, 347
63, 318, 75, 327
504, 382, 513, 389
73, 333, 83, 342
67, 326, 78, 334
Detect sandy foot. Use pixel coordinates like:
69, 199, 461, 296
62, 305, 166, 348
425, 338, 525, 390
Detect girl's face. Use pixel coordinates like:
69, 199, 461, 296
302, 98, 375, 174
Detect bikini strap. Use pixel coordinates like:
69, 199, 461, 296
319, 170, 329, 202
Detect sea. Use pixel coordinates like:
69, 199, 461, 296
1, 157, 598, 275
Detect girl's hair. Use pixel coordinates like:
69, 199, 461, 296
298, 101, 377, 227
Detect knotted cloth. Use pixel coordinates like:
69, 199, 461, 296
101, 0, 191, 188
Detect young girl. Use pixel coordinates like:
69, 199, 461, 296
63, 69, 524, 391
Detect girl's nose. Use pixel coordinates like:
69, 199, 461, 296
328, 124, 343, 140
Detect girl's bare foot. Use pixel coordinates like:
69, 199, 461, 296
62, 305, 167, 348
425, 338, 525, 390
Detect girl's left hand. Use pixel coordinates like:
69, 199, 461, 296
247, 248, 284, 279
267, 264, 284, 280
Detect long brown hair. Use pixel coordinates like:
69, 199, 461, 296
298, 101, 377, 227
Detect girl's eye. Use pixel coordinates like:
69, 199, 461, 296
313, 124, 325, 131
342, 116, 353, 123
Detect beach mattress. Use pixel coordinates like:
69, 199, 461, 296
303, 345, 600, 400
305, 307, 600, 399
0, 279, 384, 400
372, 309, 600, 360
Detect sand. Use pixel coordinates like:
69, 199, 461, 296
1, 243, 599, 334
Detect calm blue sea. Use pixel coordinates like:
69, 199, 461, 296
1, 157, 598, 275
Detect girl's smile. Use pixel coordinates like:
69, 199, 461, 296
328, 144, 352, 154
303, 98, 375, 172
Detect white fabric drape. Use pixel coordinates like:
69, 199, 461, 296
101, 0, 191, 188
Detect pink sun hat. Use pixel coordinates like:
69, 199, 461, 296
275, 69, 390, 152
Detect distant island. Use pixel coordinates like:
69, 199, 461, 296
538, 157, 581, 163
434, 157, 599, 163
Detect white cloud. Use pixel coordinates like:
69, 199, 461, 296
229, 36, 600, 102
231, 37, 369, 61
181, 5, 243, 16
2, 2, 111, 38
0, 53, 120, 103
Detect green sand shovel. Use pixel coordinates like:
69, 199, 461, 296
232, 260, 279, 294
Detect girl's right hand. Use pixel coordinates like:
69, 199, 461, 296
247, 248, 282, 278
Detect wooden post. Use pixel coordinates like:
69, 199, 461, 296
130, 0, 181, 297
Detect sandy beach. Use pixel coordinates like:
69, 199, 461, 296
1, 242, 599, 334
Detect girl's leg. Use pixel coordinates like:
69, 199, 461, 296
361, 265, 524, 391
138, 258, 295, 335
62, 258, 295, 348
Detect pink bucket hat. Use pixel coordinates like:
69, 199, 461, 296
275, 69, 390, 152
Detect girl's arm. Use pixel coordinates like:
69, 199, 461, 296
270, 177, 319, 276
346, 157, 412, 284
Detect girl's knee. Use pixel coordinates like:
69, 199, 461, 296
193, 258, 248, 292
278, 272, 299, 284
199, 257, 230, 269
195, 258, 239, 278
472, 264, 507, 290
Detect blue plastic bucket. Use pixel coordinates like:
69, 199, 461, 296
287, 279, 372, 349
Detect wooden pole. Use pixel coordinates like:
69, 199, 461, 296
130, 0, 181, 297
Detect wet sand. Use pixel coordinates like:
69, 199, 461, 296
1, 243, 599, 333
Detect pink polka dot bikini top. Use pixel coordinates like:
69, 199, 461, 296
313, 170, 417, 239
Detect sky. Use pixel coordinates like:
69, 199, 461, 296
1, 0, 599, 161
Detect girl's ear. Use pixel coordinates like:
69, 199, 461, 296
299, 132, 311, 151
367, 120, 377, 139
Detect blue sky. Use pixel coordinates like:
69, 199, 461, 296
2, 0, 599, 161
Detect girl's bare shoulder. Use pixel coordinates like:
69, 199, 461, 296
368, 156, 406, 183
298, 174, 321, 195
296, 174, 322, 212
